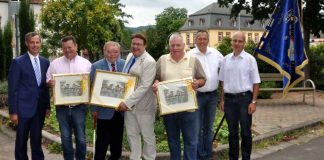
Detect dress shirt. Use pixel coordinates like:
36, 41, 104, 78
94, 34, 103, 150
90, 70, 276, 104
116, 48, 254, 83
219, 50, 260, 93
189, 47, 224, 92
28, 52, 41, 74
106, 60, 117, 71
122, 56, 137, 73
46, 55, 92, 82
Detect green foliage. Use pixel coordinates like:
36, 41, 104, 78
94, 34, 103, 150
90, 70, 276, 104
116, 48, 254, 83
19, 0, 35, 55
48, 142, 63, 154
146, 7, 187, 60
3, 22, 13, 78
39, 0, 130, 62
0, 81, 8, 94
258, 81, 277, 99
217, 37, 232, 55
0, 29, 5, 80
309, 44, 324, 86
44, 105, 60, 133
214, 111, 229, 144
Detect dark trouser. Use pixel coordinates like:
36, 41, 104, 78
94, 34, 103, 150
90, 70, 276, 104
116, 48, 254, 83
15, 108, 45, 160
94, 112, 124, 160
224, 91, 252, 160
197, 90, 219, 160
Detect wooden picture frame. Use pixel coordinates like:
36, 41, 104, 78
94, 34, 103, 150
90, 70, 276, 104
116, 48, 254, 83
157, 78, 198, 115
53, 73, 90, 105
90, 70, 138, 109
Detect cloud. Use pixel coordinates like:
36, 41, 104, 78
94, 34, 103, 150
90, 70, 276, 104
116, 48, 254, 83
120, 0, 213, 27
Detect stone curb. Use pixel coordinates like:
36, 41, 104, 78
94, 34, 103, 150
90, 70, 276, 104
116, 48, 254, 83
1, 109, 323, 159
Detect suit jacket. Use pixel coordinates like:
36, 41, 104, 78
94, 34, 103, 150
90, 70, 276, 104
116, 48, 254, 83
8, 53, 50, 118
123, 51, 157, 115
90, 58, 125, 119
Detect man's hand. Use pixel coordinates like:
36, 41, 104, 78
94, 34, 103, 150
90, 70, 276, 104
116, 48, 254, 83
192, 79, 200, 90
45, 109, 51, 117
152, 80, 159, 95
116, 102, 129, 112
47, 79, 55, 88
248, 103, 257, 114
10, 114, 18, 125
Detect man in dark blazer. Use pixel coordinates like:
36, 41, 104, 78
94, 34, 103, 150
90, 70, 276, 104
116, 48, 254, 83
8, 32, 50, 160
90, 41, 125, 160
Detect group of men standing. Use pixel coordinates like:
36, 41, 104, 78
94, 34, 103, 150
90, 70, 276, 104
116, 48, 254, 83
8, 30, 260, 160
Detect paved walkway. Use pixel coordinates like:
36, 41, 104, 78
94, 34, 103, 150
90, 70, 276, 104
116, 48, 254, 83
252, 91, 324, 135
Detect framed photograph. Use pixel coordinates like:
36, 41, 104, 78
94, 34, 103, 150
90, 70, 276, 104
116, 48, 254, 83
53, 73, 90, 105
90, 70, 138, 109
157, 78, 198, 115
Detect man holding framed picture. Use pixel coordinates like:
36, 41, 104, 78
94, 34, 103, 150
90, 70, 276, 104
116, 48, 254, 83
90, 41, 125, 160
46, 36, 92, 160
153, 33, 206, 160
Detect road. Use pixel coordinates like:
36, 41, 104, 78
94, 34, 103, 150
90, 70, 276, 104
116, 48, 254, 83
256, 136, 324, 160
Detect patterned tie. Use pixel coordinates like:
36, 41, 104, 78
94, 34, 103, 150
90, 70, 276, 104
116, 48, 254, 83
111, 63, 116, 72
127, 57, 136, 73
34, 57, 41, 86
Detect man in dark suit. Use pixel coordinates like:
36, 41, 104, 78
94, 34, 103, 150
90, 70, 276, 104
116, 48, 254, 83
8, 32, 50, 160
90, 41, 125, 160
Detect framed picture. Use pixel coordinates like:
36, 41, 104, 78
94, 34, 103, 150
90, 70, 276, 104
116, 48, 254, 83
90, 70, 138, 109
157, 78, 198, 115
53, 73, 90, 105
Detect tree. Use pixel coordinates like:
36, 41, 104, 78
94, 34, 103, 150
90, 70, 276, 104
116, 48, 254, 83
0, 29, 4, 80
40, 0, 130, 61
3, 22, 13, 77
218, 0, 324, 77
146, 7, 187, 59
19, 0, 35, 55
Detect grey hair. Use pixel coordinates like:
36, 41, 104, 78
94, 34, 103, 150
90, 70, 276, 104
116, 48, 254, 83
103, 41, 121, 51
168, 33, 184, 45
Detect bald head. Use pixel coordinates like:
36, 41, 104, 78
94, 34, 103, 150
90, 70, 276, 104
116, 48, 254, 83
231, 31, 246, 55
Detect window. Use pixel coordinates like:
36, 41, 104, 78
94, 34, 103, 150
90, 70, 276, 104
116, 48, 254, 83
255, 33, 259, 42
186, 33, 190, 45
193, 33, 197, 43
216, 18, 222, 26
188, 20, 193, 27
218, 32, 223, 43
199, 18, 205, 25
226, 32, 231, 38
248, 33, 252, 41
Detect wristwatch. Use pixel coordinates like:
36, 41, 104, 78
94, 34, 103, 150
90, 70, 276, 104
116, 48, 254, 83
252, 100, 257, 104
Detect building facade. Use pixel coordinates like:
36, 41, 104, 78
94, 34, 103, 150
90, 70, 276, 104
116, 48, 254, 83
0, 0, 42, 57
180, 3, 266, 51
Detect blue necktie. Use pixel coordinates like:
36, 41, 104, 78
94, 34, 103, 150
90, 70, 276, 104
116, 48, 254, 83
34, 57, 41, 86
127, 57, 136, 73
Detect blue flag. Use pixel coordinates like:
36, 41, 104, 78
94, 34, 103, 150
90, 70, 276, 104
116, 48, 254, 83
255, 0, 308, 96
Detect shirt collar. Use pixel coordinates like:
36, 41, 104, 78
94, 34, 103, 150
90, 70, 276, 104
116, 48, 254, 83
106, 59, 117, 70
28, 52, 39, 59
230, 50, 247, 59
194, 47, 213, 55
166, 52, 189, 63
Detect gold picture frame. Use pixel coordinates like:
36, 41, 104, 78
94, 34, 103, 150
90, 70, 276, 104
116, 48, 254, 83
157, 77, 198, 115
53, 73, 90, 105
90, 70, 138, 109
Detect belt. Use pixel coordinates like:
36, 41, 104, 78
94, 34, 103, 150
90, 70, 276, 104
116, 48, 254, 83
224, 91, 251, 98
56, 104, 81, 109
197, 90, 217, 95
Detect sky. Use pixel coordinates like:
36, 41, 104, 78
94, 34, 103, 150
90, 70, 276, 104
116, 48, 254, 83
119, 0, 215, 27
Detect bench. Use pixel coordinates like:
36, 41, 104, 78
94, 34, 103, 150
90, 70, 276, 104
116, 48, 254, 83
260, 73, 316, 105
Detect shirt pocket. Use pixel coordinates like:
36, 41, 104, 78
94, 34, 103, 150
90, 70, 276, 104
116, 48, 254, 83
181, 68, 193, 78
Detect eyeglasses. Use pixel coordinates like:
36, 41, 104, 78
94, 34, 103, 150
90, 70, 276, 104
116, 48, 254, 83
131, 43, 144, 46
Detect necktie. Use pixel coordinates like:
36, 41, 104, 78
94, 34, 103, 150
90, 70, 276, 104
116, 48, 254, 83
34, 57, 41, 86
111, 63, 116, 72
127, 57, 136, 73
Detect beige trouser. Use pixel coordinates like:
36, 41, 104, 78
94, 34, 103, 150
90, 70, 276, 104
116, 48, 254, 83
125, 111, 156, 160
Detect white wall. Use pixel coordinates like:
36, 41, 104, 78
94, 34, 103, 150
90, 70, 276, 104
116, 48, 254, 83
0, 2, 9, 29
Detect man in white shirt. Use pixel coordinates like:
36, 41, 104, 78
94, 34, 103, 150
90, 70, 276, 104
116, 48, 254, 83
219, 31, 260, 160
188, 30, 224, 160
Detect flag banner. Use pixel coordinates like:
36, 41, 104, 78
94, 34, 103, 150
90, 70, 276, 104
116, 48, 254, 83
255, 0, 308, 96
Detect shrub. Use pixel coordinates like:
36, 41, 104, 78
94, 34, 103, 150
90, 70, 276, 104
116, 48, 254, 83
0, 81, 8, 94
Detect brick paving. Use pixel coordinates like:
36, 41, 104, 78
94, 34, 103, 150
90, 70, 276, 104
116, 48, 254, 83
252, 91, 324, 135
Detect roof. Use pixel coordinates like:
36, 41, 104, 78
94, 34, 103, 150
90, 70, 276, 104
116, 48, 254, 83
191, 2, 250, 17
